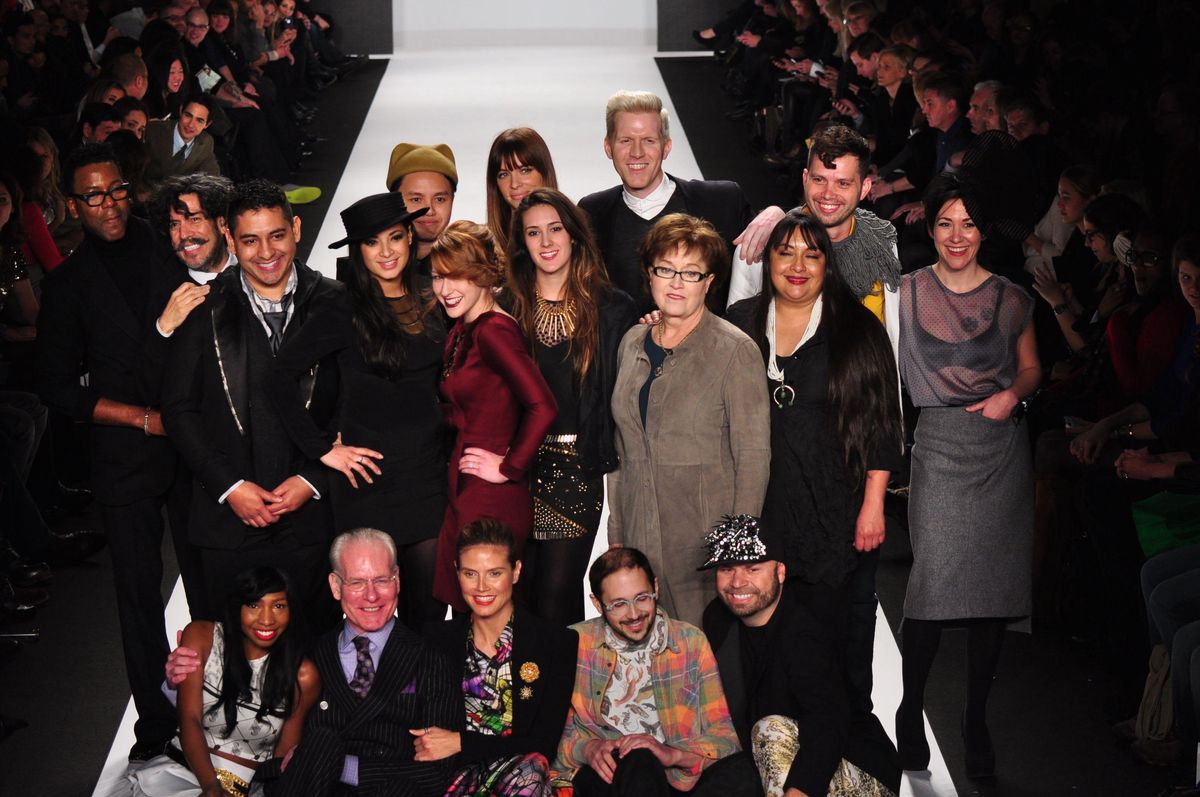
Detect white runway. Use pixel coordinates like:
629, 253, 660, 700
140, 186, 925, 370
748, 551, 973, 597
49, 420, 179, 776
94, 39, 957, 797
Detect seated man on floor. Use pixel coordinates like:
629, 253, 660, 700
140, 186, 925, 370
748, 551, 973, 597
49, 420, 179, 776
700, 516, 901, 797
553, 547, 759, 796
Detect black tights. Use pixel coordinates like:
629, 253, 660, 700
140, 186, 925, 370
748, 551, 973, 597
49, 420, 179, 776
398, 538, 445, 628
900, 617, 1007, 737
522, 531, 598, 626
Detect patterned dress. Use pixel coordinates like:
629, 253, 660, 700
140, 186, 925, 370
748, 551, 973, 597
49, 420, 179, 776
445, 618, 551, 796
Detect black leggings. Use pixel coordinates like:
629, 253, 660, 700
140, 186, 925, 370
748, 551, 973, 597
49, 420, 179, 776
522, 530, 598, 626
572, 749, 760, 797
899, 616, 1007, 737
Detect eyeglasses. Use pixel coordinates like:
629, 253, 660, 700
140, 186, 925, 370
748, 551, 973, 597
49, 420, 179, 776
1082, 229, 1104, 244
72, 183, 131, 207
1127, 251, 1162, 269
336, 573, 398, 594
650, 265, 709, 283
601, 591, 656, 616
187, 21, 210, 30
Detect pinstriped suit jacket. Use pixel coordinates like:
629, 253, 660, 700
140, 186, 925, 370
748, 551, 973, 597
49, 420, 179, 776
271, 620, 461, 796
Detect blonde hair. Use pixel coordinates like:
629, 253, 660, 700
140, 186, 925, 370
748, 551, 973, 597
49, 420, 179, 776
605, 90, 671, 142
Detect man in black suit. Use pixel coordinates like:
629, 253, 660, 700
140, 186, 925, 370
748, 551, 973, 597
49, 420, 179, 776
275, 528, 461, 796
700, 516, 901, 797
141, 174, 242, 620
36, 143, 183, 760
578, 89, 753, 311
161, 179, 342, 628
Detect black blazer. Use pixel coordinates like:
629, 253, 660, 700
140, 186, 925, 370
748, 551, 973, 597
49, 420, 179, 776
578, 174, 753, 311
271, 620, 462, 797
424, 607, 578, 764
577, 287, 639, 478
160, 261, 342, 549
35, 220, 181, 505
703, 589, 901, 796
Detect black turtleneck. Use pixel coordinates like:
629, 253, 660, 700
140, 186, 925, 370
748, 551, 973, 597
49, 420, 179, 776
91, 217, 156, 323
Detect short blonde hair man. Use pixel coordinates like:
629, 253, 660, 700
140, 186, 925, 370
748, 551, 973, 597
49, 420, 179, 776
605, 90, 671, 142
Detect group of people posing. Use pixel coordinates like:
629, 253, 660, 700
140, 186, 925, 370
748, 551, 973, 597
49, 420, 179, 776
38, 85, 1064, 796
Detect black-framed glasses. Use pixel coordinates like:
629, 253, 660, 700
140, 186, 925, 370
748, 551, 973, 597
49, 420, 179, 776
1127, 250, 1162, 269
187, 21, 210, 30
601, 591, 656, 616
72, 183, 132, 207
1082, 228, 1104, 244
335, 573, 397, 594
650, 265, 709, 283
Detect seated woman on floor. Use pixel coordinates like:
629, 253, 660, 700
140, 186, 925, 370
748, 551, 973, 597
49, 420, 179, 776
133, 567, 319, 797
419, 519, 578, 796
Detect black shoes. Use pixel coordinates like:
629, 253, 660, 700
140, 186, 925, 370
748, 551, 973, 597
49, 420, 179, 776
962, 710, 996, 779
896, 702, 930, 771
1, 575, 42, 623
0, 714, 29, 743
46, 529, 106, 564
128, 739, 170, 763
0, 545, 50, 588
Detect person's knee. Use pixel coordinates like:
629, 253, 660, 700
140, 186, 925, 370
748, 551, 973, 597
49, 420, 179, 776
614, 746, 662, 777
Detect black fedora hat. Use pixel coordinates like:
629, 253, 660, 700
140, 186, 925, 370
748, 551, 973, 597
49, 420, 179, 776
327, 193, 429, 249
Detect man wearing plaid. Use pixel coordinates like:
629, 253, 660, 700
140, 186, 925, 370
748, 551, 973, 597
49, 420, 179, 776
552, 546, 760, 796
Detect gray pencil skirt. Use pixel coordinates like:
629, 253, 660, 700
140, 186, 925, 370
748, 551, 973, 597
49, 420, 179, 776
904, 406, 1034, 620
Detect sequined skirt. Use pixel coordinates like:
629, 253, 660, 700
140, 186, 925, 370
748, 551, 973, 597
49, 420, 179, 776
531, 435, 603, 541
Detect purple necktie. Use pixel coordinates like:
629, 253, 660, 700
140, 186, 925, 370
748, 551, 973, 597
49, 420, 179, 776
349, 635, 375, 698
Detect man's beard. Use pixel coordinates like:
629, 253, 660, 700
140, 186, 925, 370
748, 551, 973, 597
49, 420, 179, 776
721, 576, 781, 619
177, 237, 227, 272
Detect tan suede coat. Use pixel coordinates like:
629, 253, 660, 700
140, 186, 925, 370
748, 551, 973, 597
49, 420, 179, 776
608, 310, 771, 626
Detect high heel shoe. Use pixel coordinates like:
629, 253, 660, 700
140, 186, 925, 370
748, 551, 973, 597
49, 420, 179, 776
896, 702, 930, 771
962, 711, 996, 779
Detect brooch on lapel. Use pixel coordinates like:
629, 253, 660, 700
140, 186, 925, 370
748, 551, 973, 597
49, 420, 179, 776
519, 661, 540, 682
519, 686, 534, 700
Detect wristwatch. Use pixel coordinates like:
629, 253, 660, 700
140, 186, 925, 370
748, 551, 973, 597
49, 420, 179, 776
1052, 302, 1069, 316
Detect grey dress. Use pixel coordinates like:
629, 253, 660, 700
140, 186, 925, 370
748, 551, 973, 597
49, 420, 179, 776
899, 267, 1035, 620
608, 310, 771, 626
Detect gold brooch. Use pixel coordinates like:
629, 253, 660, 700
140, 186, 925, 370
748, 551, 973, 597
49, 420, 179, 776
519, 661, 540, 682
519, 686, 533, 700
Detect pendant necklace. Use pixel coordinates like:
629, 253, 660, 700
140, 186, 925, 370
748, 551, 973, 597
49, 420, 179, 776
652, 321, 698, 377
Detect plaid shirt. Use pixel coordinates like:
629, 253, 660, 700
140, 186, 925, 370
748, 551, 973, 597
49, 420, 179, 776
553, 614, 740, 791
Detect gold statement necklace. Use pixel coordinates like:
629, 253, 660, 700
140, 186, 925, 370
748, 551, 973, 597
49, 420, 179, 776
533, 289, 576, 347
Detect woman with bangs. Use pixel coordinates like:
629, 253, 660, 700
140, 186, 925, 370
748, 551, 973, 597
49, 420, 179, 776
430, 221, 557, 614
504, 188, 638, 624
486, 128, 558, 255
267, 193, 449, 627
726, 210, 902, 694
131, 566, 319, 797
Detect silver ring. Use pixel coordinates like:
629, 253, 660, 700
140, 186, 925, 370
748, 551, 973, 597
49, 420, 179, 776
356, 456, 363, 464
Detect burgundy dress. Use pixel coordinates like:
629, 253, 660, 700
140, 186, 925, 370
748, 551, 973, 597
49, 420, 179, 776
433, 311, 557, 610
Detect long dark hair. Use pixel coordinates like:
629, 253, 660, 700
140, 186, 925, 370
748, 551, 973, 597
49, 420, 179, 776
506, 188, 610, 384
211, 567, 305, 737
345, 220, 428, 379
750, 211, 901, 478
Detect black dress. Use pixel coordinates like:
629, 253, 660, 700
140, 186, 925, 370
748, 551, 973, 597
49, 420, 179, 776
727, 299, 903, 591
267, 288, 447, 545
